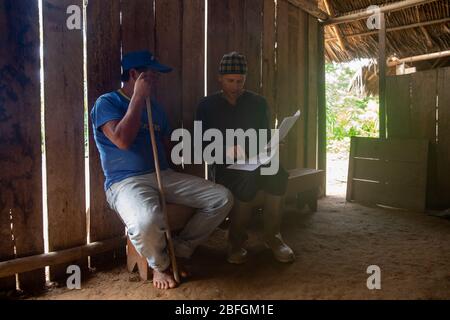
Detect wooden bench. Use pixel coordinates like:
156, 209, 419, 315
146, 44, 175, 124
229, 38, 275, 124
250, 168, 325, 212
127, 168, 325, 280
285, 168, 325, 212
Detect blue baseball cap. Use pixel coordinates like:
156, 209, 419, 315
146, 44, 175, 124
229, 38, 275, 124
121, 50, 172, 73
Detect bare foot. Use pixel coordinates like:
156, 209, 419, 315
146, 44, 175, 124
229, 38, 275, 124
152, 268, 177, 290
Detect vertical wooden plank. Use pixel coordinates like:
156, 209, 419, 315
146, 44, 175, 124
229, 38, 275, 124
207, 0, 227, 95
386, 74, 411, 138
0, 0, 16, 290
411, 69, 438, 209
207, 0, 245, 94
87, 0, 125, 269
0, 0, 45, 292
317, 23, 326, 196
243, 0, 263, 94
346, 137, 356, 202
181, 0, 205, 178
378, 13, 386, 139
286, 4, 299, 170
42, 0, 87, 281
121, 0, 155, 53
182, 0, 205, 133
410, 70, 438, 141
296, 9, 308, 169
155, 0, 183, 130
436, 67, 450, 208
262, 0, 276, 126
275, 0, 289, 167
306, 14, 318, 169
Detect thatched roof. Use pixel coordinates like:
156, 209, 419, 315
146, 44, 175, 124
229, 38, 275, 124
319, 0, 450, 63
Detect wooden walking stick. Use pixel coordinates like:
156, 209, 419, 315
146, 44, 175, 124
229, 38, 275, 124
145, 97, 180, 284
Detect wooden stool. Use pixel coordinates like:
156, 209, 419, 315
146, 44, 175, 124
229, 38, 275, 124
248, 168, 325, 212
126, 203, 195, 281
285, 168, 325, 212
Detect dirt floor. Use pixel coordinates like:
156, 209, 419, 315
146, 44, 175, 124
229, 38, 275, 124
31, 153, 450, 300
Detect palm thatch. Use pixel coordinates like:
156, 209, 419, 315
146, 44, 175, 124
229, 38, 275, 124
347, 60, 399, 96
319, 0, 450, 63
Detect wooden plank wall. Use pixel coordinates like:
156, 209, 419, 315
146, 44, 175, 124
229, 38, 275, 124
207, 0, 320, 172
121, 0, 155, 53
436, 68, 450, 210
0, 0, 45, 291
386, 67, 450, 209
207, 0, 244, 95
0, 0, 324, 292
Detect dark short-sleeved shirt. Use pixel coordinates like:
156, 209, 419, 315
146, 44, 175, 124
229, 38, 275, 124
91, 90, 171, 190
196, 90, 288, 201
196, 90, 271, 161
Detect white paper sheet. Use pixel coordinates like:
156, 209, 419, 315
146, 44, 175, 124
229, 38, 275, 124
266, 110, 301, 150
227, 110, 301, 171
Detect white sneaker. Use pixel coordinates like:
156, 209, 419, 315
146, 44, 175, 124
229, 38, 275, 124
227, 246, 248, 264
265, 235, 295, 263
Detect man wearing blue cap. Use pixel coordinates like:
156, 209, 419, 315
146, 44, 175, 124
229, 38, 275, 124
196, 52, 295, 265
91, 50, 233, 290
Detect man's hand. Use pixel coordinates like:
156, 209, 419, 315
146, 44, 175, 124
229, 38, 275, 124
133, 72, 153, 100
226, 145, 246, 161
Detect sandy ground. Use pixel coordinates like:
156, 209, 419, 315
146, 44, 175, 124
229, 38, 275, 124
30, 153, 450, 300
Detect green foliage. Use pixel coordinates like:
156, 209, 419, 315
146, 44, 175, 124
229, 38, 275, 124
326, 61, 379, 153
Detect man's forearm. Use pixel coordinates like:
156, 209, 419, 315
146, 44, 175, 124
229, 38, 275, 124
112, 95, 145, 148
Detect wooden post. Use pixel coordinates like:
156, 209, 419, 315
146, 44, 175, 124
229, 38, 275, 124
317, 24, 327, 196
379, 12, 387, 139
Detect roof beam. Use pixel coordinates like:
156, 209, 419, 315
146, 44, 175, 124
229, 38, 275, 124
323, 0, 440, 26
387, 50, 450, 66
325, 17, 450, 42
287, 0, 329, 21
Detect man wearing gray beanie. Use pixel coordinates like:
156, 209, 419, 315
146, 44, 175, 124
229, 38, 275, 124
196, 52, 295, 264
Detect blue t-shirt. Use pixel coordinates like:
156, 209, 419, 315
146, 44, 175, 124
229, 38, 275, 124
91, 90, 171, 190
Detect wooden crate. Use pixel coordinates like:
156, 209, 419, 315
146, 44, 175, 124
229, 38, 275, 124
346, 137, 429, 212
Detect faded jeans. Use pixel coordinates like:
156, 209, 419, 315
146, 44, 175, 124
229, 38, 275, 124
106, 169, 233, 272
